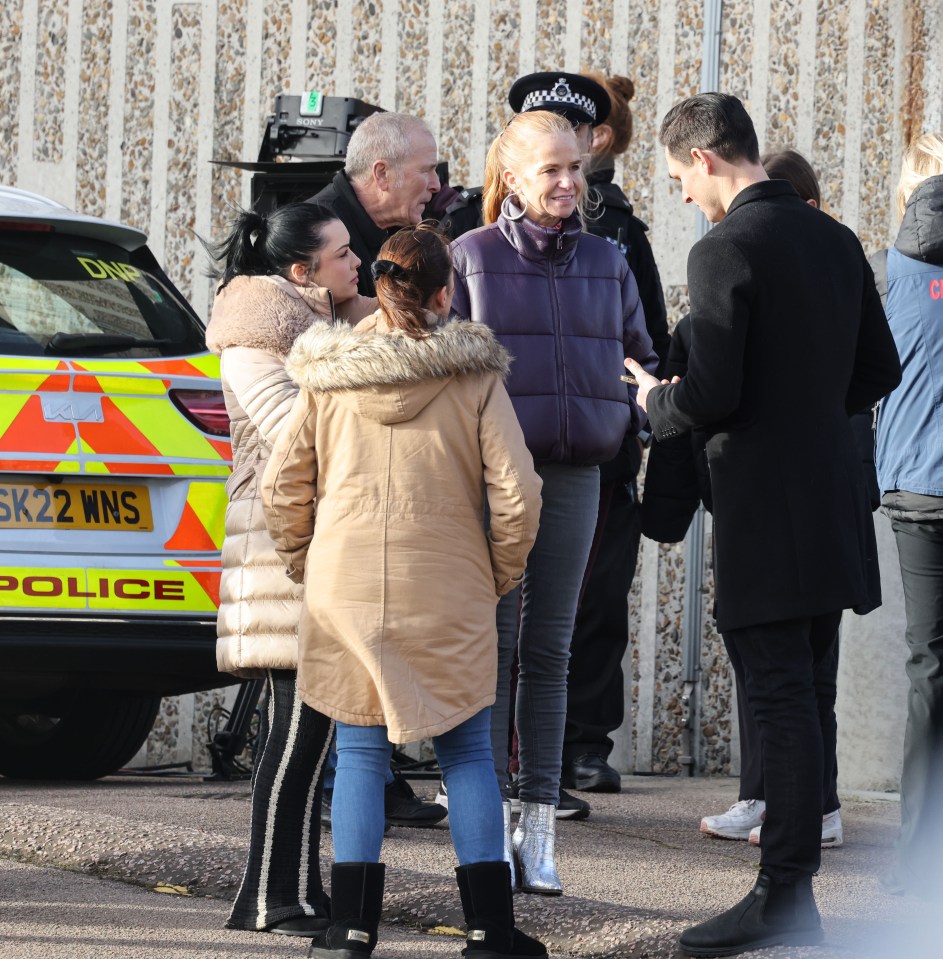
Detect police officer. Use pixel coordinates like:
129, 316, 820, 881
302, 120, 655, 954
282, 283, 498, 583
561, 72, 669, 797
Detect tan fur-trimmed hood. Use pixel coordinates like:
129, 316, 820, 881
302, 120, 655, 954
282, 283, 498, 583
285, 313, 511, 393
206, 274, 375, 358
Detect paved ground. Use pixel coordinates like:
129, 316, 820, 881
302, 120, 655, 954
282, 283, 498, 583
0, 774, 935, 958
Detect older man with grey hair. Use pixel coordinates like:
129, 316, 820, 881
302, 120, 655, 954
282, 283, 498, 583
310, 112, 440, 296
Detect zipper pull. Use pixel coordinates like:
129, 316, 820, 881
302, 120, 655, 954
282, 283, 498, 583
557, 233, 563, 251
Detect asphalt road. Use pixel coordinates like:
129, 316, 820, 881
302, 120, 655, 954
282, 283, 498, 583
0, 774, 935, 958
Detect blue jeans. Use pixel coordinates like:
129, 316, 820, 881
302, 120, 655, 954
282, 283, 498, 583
333, 708, 502, 864
322, 735, 393, 792
492, 463, 600, 803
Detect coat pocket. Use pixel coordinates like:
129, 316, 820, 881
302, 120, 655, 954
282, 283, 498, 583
225, 462, 257, 500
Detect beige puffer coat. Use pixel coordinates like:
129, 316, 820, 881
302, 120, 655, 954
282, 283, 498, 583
206, 274, 375, 677
261, 313, 542, 740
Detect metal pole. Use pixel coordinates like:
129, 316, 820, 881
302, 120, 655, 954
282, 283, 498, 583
679, 0, 724, 776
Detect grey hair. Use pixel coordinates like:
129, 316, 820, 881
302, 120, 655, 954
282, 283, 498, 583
345, 113, 434, 183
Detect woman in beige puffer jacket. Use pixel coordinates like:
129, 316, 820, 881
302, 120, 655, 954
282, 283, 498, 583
205, 202, 373, 937
261, 225, 546, 959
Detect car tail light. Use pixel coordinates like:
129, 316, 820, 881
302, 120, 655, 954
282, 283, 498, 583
0, 221, 55, 232
170, 389, 230, 436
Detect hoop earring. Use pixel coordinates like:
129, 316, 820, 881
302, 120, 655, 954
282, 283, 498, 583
501, 193, 528, 221
583, 186, 604, 222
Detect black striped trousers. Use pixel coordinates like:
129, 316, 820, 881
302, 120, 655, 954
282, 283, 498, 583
227, 669, 334, 931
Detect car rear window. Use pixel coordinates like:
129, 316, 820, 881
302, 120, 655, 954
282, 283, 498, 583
0, 230, 206, 358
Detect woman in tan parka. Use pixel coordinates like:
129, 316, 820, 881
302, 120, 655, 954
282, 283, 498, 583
261, 224, 546, 959
205, 202, 374, 937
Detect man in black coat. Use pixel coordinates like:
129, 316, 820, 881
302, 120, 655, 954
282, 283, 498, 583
626, 93, 901, 957
310, 112, 440, 296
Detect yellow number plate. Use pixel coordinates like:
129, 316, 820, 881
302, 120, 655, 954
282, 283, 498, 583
0, 482, 153, 531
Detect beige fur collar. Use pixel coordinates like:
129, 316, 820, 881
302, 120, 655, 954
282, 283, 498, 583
285, 313, 511, 393
205, 275, 375, 358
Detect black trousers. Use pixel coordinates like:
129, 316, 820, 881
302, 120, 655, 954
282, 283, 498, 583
725, 612, 841, 882
724, 630, 841, 814
563, 481, 641, 763
227, 670, 334, 931
891, 519, 943, 892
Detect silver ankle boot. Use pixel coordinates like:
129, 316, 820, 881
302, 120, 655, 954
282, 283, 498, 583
512, 801, 562, 895
502, 800, 519, 890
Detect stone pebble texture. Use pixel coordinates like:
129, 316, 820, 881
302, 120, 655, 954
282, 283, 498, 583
2, 0, 939, 777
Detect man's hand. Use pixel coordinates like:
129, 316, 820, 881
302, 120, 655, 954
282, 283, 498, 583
625, 358, 679, 412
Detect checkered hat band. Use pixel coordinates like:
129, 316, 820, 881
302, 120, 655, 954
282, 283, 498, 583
521, 87, 596, 119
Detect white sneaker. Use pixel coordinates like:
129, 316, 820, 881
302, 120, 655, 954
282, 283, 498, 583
435, 780, 448, 809
700, 799, 766, 840
748, 808, 844, 848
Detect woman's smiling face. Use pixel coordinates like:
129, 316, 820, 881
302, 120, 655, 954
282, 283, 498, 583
504, 131, 584, 227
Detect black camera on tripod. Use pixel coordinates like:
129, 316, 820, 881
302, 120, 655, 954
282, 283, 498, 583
259, 92, 383, 161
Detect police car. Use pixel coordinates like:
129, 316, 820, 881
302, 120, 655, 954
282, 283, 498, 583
0, 187, 232, 779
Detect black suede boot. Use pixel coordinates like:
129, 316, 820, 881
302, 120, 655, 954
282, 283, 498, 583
678, 871, 823, 957
455, 861, 547, 958
308, 862, 385, 958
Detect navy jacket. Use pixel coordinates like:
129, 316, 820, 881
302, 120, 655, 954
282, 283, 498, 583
450, 210, 657, 466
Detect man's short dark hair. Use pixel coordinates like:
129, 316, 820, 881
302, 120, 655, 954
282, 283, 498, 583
659, 93, 760, 165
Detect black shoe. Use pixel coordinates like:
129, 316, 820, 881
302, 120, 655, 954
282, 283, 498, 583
561, 753, 622, 793
678, 872, 823, 957
308, 862, 385, 957
556, 788, 590, 820
322, 788, 391, 834
503, 779, 522, 812
268, 914, 331, 936
455, 860, 547, 957
384, 772, 447, 827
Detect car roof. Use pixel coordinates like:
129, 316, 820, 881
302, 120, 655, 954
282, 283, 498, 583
0, 185, 148, 252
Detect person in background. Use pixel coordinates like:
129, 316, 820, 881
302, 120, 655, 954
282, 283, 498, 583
561, 72, 670, 796
451, 110, 657, 895
873, 132, 943, 901
627, 93, 900, 956
311, 112, 441, 297
261, 224, 545, 959
205, 202, 375, 936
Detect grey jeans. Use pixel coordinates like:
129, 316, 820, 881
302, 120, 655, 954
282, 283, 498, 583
492, 463, 600, 804
891, 517, 943, 895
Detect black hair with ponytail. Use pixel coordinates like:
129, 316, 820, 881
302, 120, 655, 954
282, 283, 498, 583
205, 202, 340, 293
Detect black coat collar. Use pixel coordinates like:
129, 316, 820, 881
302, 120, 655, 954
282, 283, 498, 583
725, 178, 800, 217
330, 171, 389, 254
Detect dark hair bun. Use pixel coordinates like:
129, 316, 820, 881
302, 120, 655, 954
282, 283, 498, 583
609, 76, 635, 103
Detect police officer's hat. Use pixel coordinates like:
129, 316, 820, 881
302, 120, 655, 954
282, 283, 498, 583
508, 72, 611, 127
